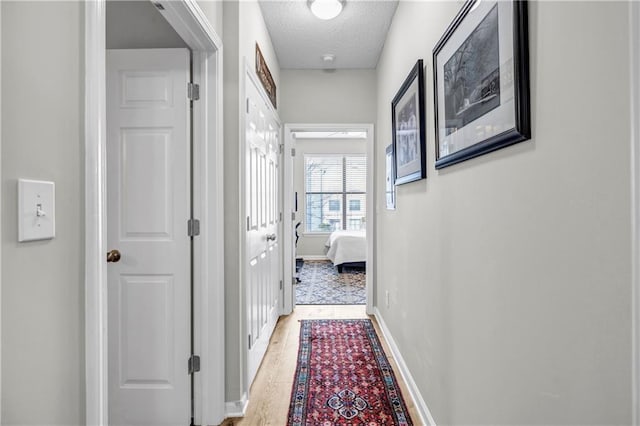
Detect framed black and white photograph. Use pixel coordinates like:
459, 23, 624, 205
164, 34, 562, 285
385, 145, 396, 210
392, 59, 426, 185
433, 0, 530, 169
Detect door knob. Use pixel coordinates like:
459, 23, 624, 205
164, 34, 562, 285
107, 249, 121, 263
266, 233, 277, 241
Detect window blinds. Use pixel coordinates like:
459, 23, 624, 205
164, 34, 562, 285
304, 155, 367, 233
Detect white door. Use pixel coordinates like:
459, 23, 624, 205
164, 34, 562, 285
245, 73, 282, 386
106, 48, 191, 426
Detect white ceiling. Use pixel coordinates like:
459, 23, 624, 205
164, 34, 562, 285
259, 0, 399, 69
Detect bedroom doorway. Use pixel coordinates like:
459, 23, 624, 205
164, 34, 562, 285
283, 124, 374, 315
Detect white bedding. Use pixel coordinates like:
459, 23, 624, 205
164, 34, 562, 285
325, 230, 367, 266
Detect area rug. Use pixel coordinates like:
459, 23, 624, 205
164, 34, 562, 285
296, 260, 365, 305
287, 319, 413, 426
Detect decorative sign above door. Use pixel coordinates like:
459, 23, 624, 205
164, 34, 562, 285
256, 43, 277, 109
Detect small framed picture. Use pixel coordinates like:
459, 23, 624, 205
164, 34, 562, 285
385, 145, 396, 210
392, 59, 426, 185
433, 0, 531, 169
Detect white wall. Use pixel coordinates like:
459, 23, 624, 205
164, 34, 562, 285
106, 0, 187, 49
280, 69, 376, 124
197, 0, 223, 39
239, 2, 280, 88
294, 139, 366, 257
376, 1, 632, 424
222, 0, 280, 405
279, 69, 375, 262
1, 2, 84, 424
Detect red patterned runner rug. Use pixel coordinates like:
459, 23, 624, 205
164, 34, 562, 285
287, 319, 413, 425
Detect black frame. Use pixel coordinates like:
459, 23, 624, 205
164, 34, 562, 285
392, 59, 426, 185
433, 0, 530, 169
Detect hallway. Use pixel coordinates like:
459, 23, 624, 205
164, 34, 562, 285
0, 1, 637, 424
221, 305, 420, 425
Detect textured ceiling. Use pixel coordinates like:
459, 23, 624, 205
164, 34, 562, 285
259, 0, 399, 69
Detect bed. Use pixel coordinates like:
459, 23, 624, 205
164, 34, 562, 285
325, 230, 367, 273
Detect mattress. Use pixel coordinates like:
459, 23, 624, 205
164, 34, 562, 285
325, 230, 367, 266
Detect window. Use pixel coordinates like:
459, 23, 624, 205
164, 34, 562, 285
305, 155, 366, 232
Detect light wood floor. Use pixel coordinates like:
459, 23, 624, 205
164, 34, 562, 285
220, 305, 420, 425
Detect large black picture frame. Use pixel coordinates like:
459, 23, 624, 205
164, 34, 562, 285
433, 0, 530, 169
392, 59, 426, 185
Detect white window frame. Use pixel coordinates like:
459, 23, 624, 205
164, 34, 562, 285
303, 154, 367, 234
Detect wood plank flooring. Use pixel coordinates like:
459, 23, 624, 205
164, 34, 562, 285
220, 305, 420, 425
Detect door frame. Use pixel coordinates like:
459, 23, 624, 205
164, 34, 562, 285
282, 123, 375, 316
84, 2, 225, 425
241, 64, 284, 392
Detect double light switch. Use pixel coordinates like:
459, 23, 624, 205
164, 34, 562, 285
18, 179, 55, 242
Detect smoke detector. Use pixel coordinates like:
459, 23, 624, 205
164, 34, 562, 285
322, 54, 335, 65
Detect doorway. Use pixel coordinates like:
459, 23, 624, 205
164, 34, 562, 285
283, 124, 375, 315
84, 1, 225, 425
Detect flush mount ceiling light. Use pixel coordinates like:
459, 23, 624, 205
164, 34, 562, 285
309, 0, 344, 20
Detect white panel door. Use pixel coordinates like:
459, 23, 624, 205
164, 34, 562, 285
106, 48, 191, 426
245, 74, 282, 386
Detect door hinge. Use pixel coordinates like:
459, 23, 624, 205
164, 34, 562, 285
292, 277, 297, 286
279, 212, 283, 222
246, 98, 250, 114
188, 355, 200, 374
247, 216, 251, 231
279, 143, 284, 154
291, 148, 296, 157
291, 212, 296, 221
187, 218, 200, 237
280, 279, 283, 290
187, 83, 200, 101
248, 334, 252, 349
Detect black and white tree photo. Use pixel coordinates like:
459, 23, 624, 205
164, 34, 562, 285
443, 5, 501, 136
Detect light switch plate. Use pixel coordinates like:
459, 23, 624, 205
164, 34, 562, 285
18, 179, 55, 242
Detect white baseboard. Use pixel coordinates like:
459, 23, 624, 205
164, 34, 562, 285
373, 307, 437, 426
301, 255, 329, 261
224, 392, 248, 419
